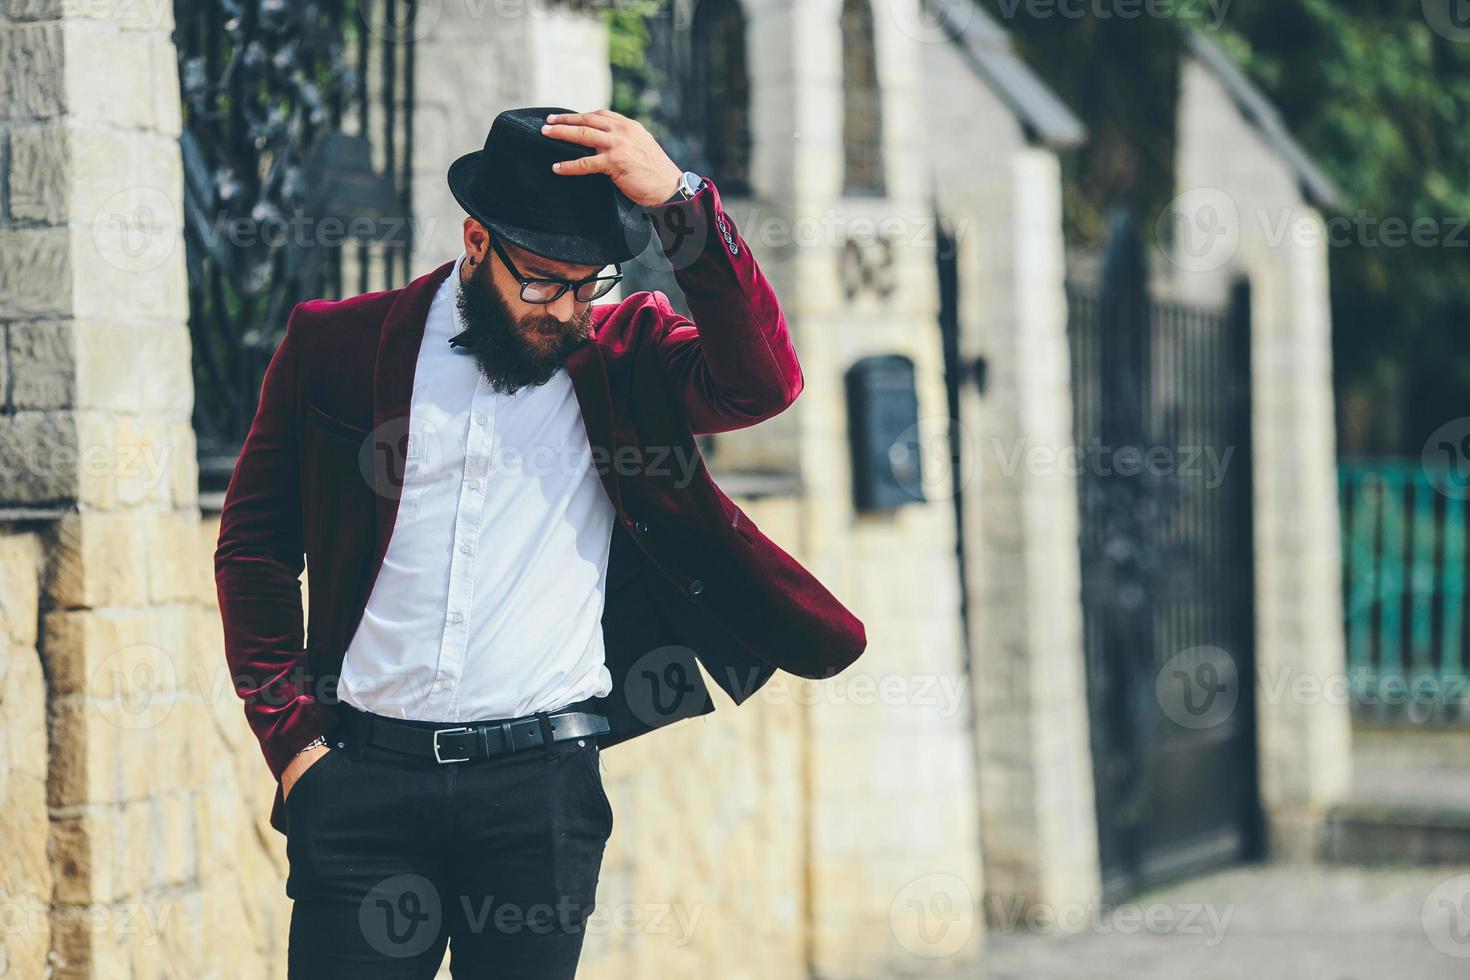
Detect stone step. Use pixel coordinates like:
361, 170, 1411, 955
1323, 800, 1470, 865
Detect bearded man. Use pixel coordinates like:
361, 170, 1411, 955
214, 105, 867, 978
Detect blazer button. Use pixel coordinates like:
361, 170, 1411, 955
634, 520, 650, 534
687, 578, 704, 597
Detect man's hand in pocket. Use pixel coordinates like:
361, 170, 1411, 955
282, 743, 332, 800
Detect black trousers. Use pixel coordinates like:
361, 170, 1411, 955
283, 705, 614, 978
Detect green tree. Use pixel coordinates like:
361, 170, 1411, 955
987, 0, 1470, 454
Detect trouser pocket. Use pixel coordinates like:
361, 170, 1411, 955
284, 747, 353, 899
547, 740, 611, 931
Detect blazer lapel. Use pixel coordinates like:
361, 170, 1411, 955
363, 259, 455, 610
564, 335, 624, 516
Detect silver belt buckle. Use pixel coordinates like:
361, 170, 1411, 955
432, 726, 474, 764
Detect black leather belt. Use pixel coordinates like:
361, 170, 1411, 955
335, 699, 611, 764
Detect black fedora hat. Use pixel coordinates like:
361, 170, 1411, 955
447, 106, 653, 267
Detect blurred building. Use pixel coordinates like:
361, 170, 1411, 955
0, 0, 1365, 978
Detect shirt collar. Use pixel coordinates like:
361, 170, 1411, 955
447, 250, 472, 351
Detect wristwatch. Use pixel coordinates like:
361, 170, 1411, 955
295, 735, 329, 757
662, 171, 705, 204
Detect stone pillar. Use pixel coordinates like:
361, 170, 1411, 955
766, 0, 987, 973
966, 151, 1102, 912
1172, 54, 1352, 860
922, 30, 1101, 917
0, 1, 224, 975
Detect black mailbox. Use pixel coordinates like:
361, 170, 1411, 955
845, 354, 923, 511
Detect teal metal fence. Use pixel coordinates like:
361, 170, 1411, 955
1339, 460, 1469, 723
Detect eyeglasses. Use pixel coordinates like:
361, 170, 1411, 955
486, 232, 623, 304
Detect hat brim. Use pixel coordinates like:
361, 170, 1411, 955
447, 150, 650, 267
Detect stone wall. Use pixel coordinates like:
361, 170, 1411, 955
0, 0, 233, 975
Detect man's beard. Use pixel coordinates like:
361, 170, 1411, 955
453, 256, 594, 395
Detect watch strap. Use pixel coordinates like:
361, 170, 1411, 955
660, 171, 704, 204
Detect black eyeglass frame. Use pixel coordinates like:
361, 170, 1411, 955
485, 231, 623, 304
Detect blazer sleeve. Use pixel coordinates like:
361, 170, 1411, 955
213, 302, 337, 782
642, 177, 804, 435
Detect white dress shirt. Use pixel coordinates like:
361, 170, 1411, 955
337, 251, 617, 722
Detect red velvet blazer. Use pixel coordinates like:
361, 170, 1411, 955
214, 177, 868, 833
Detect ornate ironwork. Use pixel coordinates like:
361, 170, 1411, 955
1069, 209, 1262, 900
174, 0, 415, 494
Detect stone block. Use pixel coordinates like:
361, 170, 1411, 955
110, 416, 174, 507
8, 122, 69, 223
44, 512, 151, 608
65, 321, 142, 414
0, 227, 72, 318
0, 409, 78, 502
0, 532, 42, 648
50, 811, 102, 905
68, 123, 177, 224
74, 212, 187, 325
144, 509, 203, 603
60, 21, 152, 129
0, 636, 53, 979
48, 696, 117, 806
0, 21, 65, 119
9, 319, 77, 409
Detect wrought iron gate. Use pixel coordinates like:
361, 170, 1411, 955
1068, 211, 1263, 900
175, 0, 416, 494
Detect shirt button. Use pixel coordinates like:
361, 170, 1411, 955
459, 543, 472, 555
687, 578, 704, 597
448, 611, 463, 624
475, 414, 489, 427
467, 479, 481, 491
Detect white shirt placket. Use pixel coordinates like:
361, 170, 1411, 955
424, 376, 497, 719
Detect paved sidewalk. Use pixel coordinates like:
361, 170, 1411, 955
977, 863, 1470, 979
